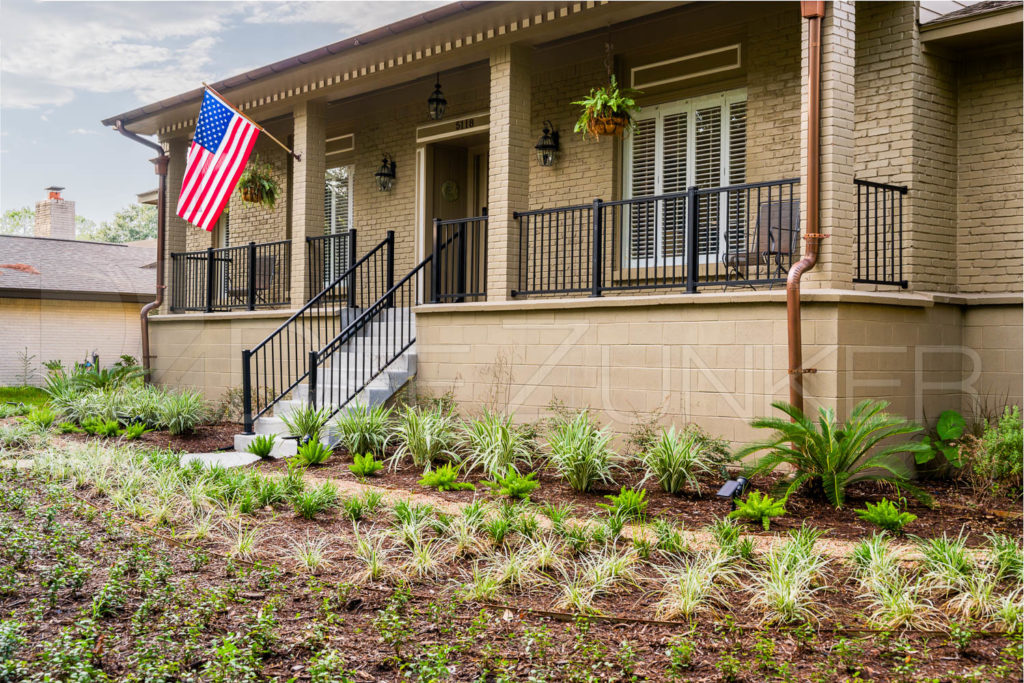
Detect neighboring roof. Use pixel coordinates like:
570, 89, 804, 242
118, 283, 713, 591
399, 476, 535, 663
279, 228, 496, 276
0, 235, 156, 303
922, 0, 1021, 23
137, 189, 159, 206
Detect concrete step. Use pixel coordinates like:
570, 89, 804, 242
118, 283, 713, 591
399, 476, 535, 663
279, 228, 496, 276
233, 432, 297, 457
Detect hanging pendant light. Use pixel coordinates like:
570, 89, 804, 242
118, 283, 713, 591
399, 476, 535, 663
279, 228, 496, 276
427, 73, 447, 121
374, 153, 396, 192
535, 120, 560, 167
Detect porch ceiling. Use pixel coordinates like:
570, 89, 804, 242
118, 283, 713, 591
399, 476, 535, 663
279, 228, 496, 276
105, 1, 687, 138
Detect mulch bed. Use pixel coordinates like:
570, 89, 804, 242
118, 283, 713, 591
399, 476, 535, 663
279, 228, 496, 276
57, 421, 242, 453
253, 447, 1021, 544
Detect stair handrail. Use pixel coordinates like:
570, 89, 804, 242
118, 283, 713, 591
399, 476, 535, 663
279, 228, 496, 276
242, 231, 394, 433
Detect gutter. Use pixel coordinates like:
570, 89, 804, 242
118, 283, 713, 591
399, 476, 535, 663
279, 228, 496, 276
113, 120, 167, 381
787, 1, 828, 414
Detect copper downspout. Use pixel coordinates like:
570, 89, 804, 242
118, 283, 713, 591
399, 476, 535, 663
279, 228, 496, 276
113, 120, 167, 380
787, 1, 827, 414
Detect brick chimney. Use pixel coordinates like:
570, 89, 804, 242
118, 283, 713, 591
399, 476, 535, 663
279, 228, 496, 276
34, 186, 76, 239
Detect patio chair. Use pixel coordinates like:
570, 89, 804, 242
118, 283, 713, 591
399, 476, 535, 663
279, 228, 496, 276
227, 254, 278, 306
721, 198, 800, 286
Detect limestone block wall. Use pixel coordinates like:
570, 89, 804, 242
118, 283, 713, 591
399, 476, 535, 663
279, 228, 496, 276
956, 50, 1023, 294
961, 304, 1024, 417
0, 298, 143, 386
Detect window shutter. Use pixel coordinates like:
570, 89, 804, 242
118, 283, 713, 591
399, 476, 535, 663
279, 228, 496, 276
661, 112, 688, 259
693, 105, 722, 256
629, 117, 657, 261
726, 100, 747, 255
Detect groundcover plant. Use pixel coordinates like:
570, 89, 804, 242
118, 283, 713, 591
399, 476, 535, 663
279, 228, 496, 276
0, 402, 1021, 681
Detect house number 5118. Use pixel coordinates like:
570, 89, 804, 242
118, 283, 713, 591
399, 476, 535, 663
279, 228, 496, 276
454, 118, 475, 130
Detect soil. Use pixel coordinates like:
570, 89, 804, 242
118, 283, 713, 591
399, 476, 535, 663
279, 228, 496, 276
3, 467, 1021, 682
56, 420, 242, 453
254, 447, 1022, 546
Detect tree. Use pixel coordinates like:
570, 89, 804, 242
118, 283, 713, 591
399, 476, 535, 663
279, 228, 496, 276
80, 204, 157, 243
1, 207, 35, 236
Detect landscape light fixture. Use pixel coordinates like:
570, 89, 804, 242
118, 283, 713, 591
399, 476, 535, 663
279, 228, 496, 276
374, 154, 396, 193
427, 74, 447, 121
716, 476, 748, 509
535, 120, 560, 167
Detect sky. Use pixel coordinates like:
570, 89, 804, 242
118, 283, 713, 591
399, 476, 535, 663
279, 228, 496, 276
0, 0, 443, 225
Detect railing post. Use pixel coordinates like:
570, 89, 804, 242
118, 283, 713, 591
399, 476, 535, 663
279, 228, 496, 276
204, 247, 215, 312
308, 350, 319, 410
591, 199, 603, 297
386, 230, 396, 308
247, 241, 257, 311
347, 229, 357, 309
241, 349, 254, 434
685, 186, 699, 294
431, 218, 442, 303
456, 221, 468, 303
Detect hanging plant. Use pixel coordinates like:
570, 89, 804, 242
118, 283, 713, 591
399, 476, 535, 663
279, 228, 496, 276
573, 75, 641, 140
237, 156, 280, 210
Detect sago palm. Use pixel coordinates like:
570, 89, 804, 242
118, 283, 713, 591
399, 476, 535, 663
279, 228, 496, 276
734, 400, 932, 508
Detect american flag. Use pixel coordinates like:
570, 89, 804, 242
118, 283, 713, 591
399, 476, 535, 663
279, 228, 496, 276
176, 89, 260, 231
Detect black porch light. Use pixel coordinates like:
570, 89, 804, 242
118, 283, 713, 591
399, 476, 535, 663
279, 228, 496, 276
374, 153, 396, 192
535, 120, 560, 167
427, 74, 447, 121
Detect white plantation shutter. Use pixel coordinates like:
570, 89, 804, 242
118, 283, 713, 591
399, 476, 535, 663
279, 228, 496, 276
726, 101, 747, 255
661, 112, 688, 259
622, 89, 746, 266
628, 117, 657, 261
324, 166, 352, 284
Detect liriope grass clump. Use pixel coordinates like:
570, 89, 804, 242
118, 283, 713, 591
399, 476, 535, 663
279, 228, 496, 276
333, 404, 392, 456
461, 411, 533, 478
546, 411, 619, 493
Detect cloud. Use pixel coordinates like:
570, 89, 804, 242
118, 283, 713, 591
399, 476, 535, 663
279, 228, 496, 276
243, 1, 442, 32
69, 128, 100, 136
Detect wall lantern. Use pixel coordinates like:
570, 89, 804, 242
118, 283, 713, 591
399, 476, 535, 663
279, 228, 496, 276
535, 120, 560, 167
374, 153, 396, 192
427, 74, 447, 121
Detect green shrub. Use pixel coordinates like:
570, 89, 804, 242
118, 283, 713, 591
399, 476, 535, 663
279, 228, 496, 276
598, 487, 648, 520
158, 390, 206, 435
333, 404, 392, 455
292, 482, 339, 519
349, 453, 384, 478
118, 423, 153, 440
23, 406, 57, 430
855, 498, 916, 534
82, 417, 120, 437
639, 427, 711, 494
0, 403, 29, 419
482, 467, 539, 500
246, 434, 277, 459
418, 463, 475, 492
965, 406, 1022, 498
735, 400, 932, 508
391, 405, 458, 472
72, 362, 145, 391
56, 421, 84, 434
461, 410, 533, 477
729, 491, 788, 531
917, 409, 968, 469
546, 411, 619, 492
295, 440, 332, 467
281, 405, 332, 444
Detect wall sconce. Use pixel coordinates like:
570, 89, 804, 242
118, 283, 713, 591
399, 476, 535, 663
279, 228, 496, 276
374, 154, 396, 192
535, 120, 560, 167
427, 74, 447, 121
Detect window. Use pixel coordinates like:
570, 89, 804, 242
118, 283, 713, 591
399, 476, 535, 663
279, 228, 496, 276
323, 166, 352, 286
623, 89, 746, 266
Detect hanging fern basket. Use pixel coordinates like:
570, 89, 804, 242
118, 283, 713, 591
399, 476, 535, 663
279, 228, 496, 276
587, 113, 630, 138
240, 186, 263, 204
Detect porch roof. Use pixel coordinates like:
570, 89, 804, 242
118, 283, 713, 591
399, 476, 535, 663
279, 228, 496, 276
102, 0, 685, 137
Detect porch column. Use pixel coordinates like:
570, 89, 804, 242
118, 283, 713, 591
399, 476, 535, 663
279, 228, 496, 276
486, 44, 532, 301
289, 98, 327, 306
802, 1, 857, 289
160, 136, 189, 314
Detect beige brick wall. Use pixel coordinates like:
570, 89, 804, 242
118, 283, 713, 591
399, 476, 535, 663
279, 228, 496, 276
962, 304, 1024, 417
956, 50, 1023, 293
0, 297, 144, 386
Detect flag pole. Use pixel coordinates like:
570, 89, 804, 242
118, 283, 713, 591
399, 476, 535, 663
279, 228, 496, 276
202, 83, 302, 161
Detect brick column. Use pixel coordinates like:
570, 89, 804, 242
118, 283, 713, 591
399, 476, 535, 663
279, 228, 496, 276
802, 1, 857, 289
289, 99, 327, 306
160, 136, 189, 314
486, 44, 532, 301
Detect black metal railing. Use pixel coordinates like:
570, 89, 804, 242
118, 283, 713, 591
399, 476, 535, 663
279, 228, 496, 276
242, 232, 394, 432
855, 179, 908, 288
306, 230, 356, 302
169, 240, 291, 312
513, 178, 800, 297
431, 216, 488, 303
